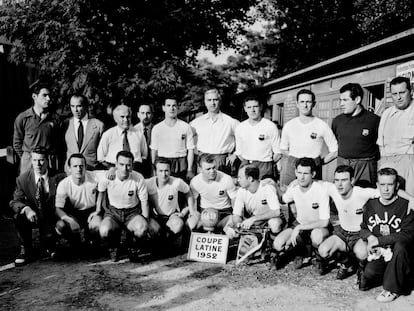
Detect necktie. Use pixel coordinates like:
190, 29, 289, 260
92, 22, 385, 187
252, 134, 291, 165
123, 129, 130, 152
143, 127, 149, 144
77, 120, 84, 150
35, 177, 45, 209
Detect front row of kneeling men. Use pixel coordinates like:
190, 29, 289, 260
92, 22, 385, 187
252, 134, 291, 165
11, 149, 414, 303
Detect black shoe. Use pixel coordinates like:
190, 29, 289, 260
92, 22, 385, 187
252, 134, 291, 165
128, 248, 141, 263
336, 263, 356, 280
14, 246, 31, 267
109, 248, 120, 262
358, 274, 372, 291
294, 256, 312, 270
316, 260, 330, 276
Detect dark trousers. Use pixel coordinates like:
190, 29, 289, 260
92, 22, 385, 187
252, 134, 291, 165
198, 153, 240, 177
337, 156, 377, 188
14, 210, 56, 252
363, 242, 413, 295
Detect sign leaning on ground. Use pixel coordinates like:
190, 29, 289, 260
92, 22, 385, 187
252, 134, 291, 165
187, 232, 229, 264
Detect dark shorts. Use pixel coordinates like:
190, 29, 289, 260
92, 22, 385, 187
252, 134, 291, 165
63, 207, 95, 228
333, 225, 360, 251
198, 152, 240, 177
337, 156, 377, 188
280, 155, 322, 186
240, 160, 273, 179
290, 220, 332, 242
104, 205, 142, 226
161, 156, 187, 180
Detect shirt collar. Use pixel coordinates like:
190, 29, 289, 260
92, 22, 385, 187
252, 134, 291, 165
204, 111, 223, 121
34, 170, 49, 183
117, 126, 130, 135
74, 114, 89, 122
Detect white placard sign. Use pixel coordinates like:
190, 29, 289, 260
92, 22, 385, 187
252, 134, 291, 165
396, 60, 414, 83
187, 232, 229, 264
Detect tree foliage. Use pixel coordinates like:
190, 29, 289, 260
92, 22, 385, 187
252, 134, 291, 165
221, 0, 413, 92
0, 0, 256, 108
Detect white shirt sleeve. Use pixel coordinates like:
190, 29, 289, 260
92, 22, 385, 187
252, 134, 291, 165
176, 178, 190, 194
97, 130, 110, 162
233, 189, 245, 216
282, 186, 294, 204
264, 186, 281, 211
234, 125, 242, 156
318, 186, 331, 220
226, 177, 237, 199
55, 180, 67, 208
136, 177, 148, 202
323, 124, 338, 153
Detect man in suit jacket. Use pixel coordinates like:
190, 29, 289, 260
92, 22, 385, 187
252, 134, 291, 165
10, 148, 66, 266
64, 94, 104, 171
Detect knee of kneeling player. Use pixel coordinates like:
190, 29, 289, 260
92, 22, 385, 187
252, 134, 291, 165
310, 229, 324, 246
268, 218, 283, 234
99, 225, 112, 239
88, 215, 102, 233
55, 220, 67, 235
186, 214, 200, 230
167, 217, 184, 234
318, 243, 330, 258
131, 221, 148, 238
272, 237, 284, 251
353, 243, 368, 261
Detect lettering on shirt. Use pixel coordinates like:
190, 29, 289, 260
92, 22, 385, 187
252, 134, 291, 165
367, 212, 402, 232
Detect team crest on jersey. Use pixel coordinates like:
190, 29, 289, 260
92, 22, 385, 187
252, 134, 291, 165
258, 134, 265, 141
219, 190, 225, 195
355, 208, 363, 215
362, 129, 369, 136
310, 132, 317, 139
380, 224, 390, 236
168, 195, 174, 200
181, 134, 186, 140
312, 203, 319, 209
261, 199, 267, 205
128, 190, 134, 196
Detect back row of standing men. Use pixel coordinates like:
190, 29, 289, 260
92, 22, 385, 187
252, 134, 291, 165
13, 76, 414, 194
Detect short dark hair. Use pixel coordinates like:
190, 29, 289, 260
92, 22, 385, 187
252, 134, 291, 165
116, 150, 134, 162
335, 165, 354, 179
71, 94, 89, 107
163, 98, 177, 105
241, 164, 260, 181
154, 157, 171, 168
30, 80, 50, 95
30, 146, 48, 157
67, 153, 86, 167
390, 76, 411, 92
339, 83, 364, 101
377, 167, 399, 183
243, 95, 262, 107
198, 153, 215, 167
295, 157, 316, 173
296, 89, 315, 102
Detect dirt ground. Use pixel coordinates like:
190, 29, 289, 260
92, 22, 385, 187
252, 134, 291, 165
1, 231, 414, 311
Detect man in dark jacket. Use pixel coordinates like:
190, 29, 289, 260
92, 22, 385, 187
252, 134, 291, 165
10, 148, 65, 266
357, 167, 414, 302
